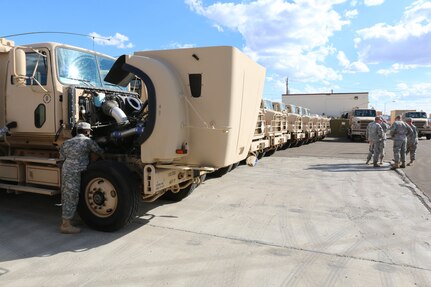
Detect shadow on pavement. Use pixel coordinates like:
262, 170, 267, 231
0, 191, 167, 263
307, 162, 392, 172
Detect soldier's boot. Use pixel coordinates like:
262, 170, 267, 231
407, 160, 414, 166
400, 162, 406, 168
379, 157, 383, 165
373, 162, 380, 168
365, 159, 370, 165
60, 219, 81, 234
390, 162, 400, 170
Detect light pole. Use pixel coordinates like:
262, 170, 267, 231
384, 100, 396, 116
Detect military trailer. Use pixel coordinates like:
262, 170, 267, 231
347, 107, 376, 141
401, 111, 431, 140
0, 38, 265, 231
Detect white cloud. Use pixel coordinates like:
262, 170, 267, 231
337, 51, 369, 73
345, 9, 358, 18
186, 0, 350, 83
89, 32, 134, 49
166, 42, 196, 49
363, 0, 384, 6
377, 63, 431, 75
355, 0, 431, 64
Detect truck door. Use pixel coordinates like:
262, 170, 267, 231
6, 48, 56, 134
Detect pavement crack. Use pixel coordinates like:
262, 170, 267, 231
148, 223, 431, 272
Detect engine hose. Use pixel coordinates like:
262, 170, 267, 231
111, 126, 144, 139
102, 100, 129, 125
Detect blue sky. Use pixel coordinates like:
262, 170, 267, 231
1, 0, 430, 115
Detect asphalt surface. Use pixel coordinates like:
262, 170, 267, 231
275, 136, 431, 201
0, 137, 430, 286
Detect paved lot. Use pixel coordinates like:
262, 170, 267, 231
0, 138, 430, 286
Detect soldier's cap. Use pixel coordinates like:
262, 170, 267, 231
76, 122, 93, 131
405, 117, 412, 122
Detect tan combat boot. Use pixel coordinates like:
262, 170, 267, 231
407, 160, 414, 166
400, 162, 406, 168
390, 162, 399, 170
60, 219, 81, 234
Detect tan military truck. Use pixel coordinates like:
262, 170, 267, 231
0, 38, 265, 231
401, 111, 431, 140
272, 102, 291, 149
285, 104, 305, 146
260, 99, 286, 156
347, 107, 376, 141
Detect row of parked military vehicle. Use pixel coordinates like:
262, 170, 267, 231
210, 99, 331, 177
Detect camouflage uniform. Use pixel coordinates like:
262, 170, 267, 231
390, 120, 413, 165
406, 124, 418, 161
0, 127, 8, 136
379, 121, 390, 163
366, 121, 384, 164
60, 134, 103, 220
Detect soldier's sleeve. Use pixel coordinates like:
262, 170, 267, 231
0, 127, 8, 136
59, 144, 65, 160
407, 124, 413, 136
89, 140, 104, 155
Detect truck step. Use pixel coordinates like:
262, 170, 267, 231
0, 183, 60, 196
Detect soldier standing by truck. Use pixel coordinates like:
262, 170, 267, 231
405, 118, 418, 166
59, 122, 104, 234
390, 115, 413, 169
365, 117, 384, 167
0, 122, 17, 137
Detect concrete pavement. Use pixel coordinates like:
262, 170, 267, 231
0, 144, 431, 286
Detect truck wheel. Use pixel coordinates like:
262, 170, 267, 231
264, 149, 276, 156
78, 160, 140, 232
427, 135, 431, 140
161, 180, 197, 202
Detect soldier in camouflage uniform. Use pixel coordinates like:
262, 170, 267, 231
379, 118, 390, 164
389, 115, 413, 169
59, 122, 104, 234
0, 121, 17, 136
405, 118, 418, 166
365, 117, 384, 167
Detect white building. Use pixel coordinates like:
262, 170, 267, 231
282, 92, 369, 117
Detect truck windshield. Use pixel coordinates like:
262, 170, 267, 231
354, 109, 376, 117
56, 47, 125, 90
405, 112, 427, 118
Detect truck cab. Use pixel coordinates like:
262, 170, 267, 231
347, 108, 376, 141
402, 111, 431, 140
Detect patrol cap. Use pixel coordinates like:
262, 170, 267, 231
76, 121, 93, 130
405, 117, 412, 122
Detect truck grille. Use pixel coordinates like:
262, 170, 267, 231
413, 121, 426, 128
359, 120, 372, 129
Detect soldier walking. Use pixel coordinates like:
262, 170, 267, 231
405, 118, 418, 166
389, 115, 413, 169
59, 122, 104, 234
365, 116, 384, 167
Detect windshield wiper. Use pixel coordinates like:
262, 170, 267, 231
63, 77, 95, 87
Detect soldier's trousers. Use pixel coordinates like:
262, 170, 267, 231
406, 143, 417, 161
379, 140, 386, 161
393, 138, 407, 164
61, 169, 81, 220
367, 140, 382, 163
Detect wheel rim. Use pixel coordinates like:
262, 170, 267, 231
85, 177, 118, 218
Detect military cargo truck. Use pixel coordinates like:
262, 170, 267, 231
347, 107, 376, 141
285, 104, 304, 146
0, 38, 265, 231
401, 111, 431, 140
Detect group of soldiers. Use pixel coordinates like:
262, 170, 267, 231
366, 115, 418, 169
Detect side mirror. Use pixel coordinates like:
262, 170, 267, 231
12, 48, 26, 87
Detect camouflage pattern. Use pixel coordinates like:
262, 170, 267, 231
390, 120, 413, 164
60, 134, 104, 220
406, 124, 418, 161
366, 121, 383, 164
379, 121, 390, 162
0, 127, 8, 136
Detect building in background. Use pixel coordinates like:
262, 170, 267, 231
282, 79, 369, 118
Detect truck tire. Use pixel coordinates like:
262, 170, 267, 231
161, 180, 197, 202
78, 160, 140, 232
427, 135, 431, 140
